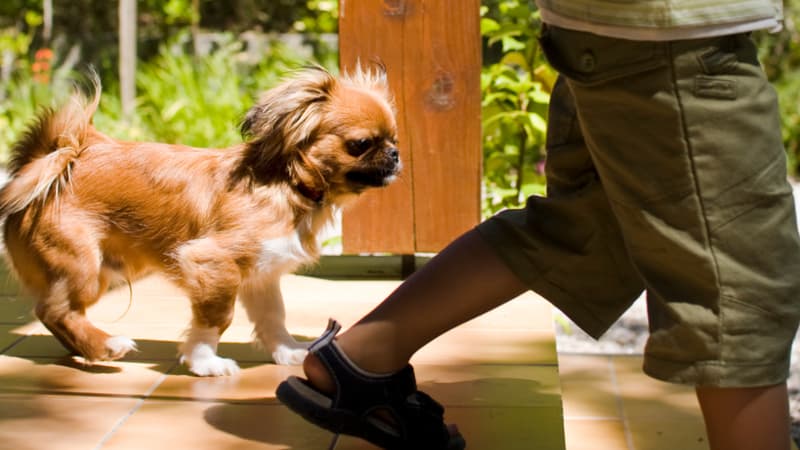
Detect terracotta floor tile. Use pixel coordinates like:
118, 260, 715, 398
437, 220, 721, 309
413, 364, 561, 408
4, 332, 75, 359
558, 355, 619, 419
627, 418, 709, 450
560, 380, 620, 420
558, 353, 615, 375
87, 293, 191, 326
96, 323, 273, 363
5, 323, 306, 370
152, 363, 302, 403
0, 393, 140, 450
412, 329, 557, 366
282, 276, 554, 333
563, 419, 630, 450
610, 356, 704, 418
0, 355, 171, 398
453, 292, 555, 332
151, 363, 561, 408
0, 294, 34, 324
0, 325, 27, 352
0, 272, 570, 450
335, 406, 565, 450
101, 400, 335, 450
281, 276, 396, 324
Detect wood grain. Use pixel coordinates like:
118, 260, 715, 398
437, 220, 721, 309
340, 0, 481, 254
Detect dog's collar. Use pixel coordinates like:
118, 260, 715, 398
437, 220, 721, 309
296, 182, 324, 204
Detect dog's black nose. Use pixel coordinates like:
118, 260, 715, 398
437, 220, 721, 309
388, 147, 399, 163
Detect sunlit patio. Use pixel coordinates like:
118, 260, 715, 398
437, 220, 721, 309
0, 257, 792, 450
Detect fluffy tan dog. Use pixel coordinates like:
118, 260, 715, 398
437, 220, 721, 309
0, 65, 400, 376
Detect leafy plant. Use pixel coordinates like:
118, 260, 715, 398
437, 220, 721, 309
754, 0, 800, 176
480, 0, 554, 217
0, 8, 78, 162
94, 31, 316, 148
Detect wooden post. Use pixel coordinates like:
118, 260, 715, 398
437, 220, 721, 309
339, 0, 482, 254
119, 0, 137, 119
42, 0, 52, 44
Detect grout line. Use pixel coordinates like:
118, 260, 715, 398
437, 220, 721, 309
0, 334, 27, 354
607, 355, 636, 450
93, 361, 176, 450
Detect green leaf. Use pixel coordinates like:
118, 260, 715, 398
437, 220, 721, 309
500, 52, 530, 71
501, 35, 526, 52
526, 112, 548, 133
480, 18, 501, 35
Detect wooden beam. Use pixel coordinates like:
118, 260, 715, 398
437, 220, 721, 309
339, 0, 482, 254
119, 0, 137, 119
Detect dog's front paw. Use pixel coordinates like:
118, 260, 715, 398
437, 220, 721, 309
104, 336, 137, 360
182, 354, 240, 377
271, 342, 309, 365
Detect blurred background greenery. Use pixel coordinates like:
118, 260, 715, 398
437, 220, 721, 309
1, 0, 799, 218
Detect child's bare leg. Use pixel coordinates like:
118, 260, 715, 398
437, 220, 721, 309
304, 228, 527, 392
697, 382, 792, 450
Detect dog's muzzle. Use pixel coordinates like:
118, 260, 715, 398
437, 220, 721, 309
346, 147, 401, 187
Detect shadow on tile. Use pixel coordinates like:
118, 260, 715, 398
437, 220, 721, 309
2, 331, 317, 375
202, 400, 338, 448
203, 377, 563, 448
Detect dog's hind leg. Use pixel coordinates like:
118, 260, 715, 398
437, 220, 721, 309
35, 272, 137, 361
174, 237, 241, 376
5, 214, 136, 362
238, 275, 309, 366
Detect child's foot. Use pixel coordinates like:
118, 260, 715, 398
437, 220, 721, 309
277, 319, 465, 449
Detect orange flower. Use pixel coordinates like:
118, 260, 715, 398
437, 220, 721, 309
34, 48, 53, 61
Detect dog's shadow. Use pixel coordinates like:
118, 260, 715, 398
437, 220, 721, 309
1, 330, 316, 375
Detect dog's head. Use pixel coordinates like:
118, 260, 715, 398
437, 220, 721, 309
238, 64, 400, 203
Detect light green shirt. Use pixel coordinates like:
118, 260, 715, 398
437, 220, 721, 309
536, 0, 783, 40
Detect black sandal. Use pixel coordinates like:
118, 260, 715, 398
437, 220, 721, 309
276, 319, 466, 449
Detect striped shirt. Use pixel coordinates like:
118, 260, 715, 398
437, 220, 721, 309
535, 0, 783, 40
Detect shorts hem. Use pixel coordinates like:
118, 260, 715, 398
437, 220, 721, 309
643, 355, 790, 388
475, 221, 612, 339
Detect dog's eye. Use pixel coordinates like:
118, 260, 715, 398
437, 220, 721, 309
347, 138, 374, 156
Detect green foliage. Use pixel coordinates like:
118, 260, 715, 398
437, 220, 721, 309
777, 74, 800, 173
0, 75, 65, 161
480, 0, 553, 217
0, 9, 75, 160
754, 0, 800, 176
4, 0, 800, 203
0, 1, 339, 161
94, 32, 319, 148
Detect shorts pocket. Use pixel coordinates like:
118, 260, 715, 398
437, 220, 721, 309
692, 33, 757, 100
539, 25, 667, 86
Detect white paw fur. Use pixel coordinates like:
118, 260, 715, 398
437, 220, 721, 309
271, 341, 309, 365
180, 327, 239, 376
105, 336, 137, 360
183, 354, 240, 377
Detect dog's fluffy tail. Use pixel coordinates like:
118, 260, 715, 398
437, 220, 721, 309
0, 76, 101, 216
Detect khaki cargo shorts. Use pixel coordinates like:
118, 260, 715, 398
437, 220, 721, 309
478, 25, 800, 387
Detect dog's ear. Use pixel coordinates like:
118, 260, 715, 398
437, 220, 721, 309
237, 65, 337, 183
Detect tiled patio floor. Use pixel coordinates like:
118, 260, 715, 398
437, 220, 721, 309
0, 266, 794, 449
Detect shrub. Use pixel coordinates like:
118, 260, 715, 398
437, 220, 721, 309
480, 0, 553, 217
95, 32, 308, 148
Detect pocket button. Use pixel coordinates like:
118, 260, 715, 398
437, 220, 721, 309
580, 50, 597, 72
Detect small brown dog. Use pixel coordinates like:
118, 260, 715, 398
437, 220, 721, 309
0, 65, 400, 376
